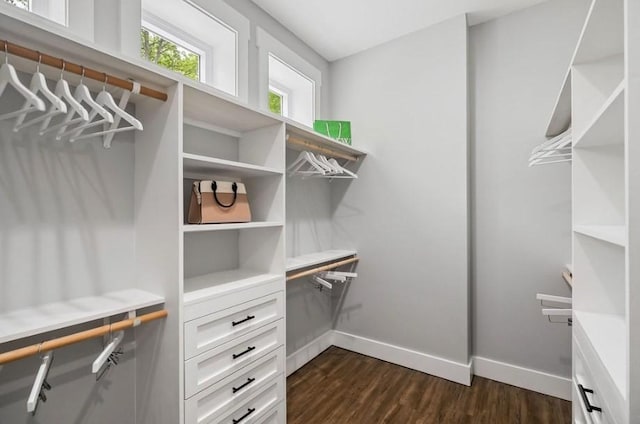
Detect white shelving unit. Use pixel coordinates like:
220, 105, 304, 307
545, 0, 638, 421
0, 289, 165, 344
286, 250, 358, 272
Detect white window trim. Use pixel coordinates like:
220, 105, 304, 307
142, 11, 211, 84
183, 0, 250, 102
256, 27, 322, 126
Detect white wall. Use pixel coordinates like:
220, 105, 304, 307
470, 0, 588, 378
329, 15, 470, 367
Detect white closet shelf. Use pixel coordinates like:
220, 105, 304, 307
183, 270, 282, 306
285, 121, 367, 159
574, 311, 626, 397
183, 222, 284, 233
182, 153, 283, 179
574, 225, 626, 247
286, 250, 358, 272
574, 81, 625, 149
183, 84, 281, 133
0, 289, 165, 344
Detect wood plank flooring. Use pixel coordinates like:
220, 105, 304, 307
287, 347, 571, 423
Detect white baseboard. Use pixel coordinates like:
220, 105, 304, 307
472, 356, 571, 400
332, 330, 472, 386
286, 330, 335, 376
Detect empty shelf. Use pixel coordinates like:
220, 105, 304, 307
183, 270, 282, 306
182, 153, 283, 179
0, 289, 165, 344
183, 222, 284, 233
286, 250, 358, 272
574, 225, 626, 247
574, 81, 624, 149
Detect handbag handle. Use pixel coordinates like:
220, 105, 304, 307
211, 181, 238, 208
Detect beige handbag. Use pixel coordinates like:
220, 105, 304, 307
188, 180, 251, 224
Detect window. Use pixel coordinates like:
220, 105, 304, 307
141, 0, 247, 97
140, 27, 202, 81
268, 54, 314, 126
3, 0, 67, 26
257, 28, 321, 128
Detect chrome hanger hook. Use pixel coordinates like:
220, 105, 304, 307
59, 59, 65, 80
36, 51, 42, 73
80, 66, 85, 84
4, 41, 8, 65
102, 73, 108, 91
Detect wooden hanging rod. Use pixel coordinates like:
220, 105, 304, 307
0, 309, 168, 365
287, 134, 359, 162
0, 39, 168, 102
286, 256, 359, 282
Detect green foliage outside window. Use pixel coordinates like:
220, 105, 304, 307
140, 28, 200, 81
269, 91, 282, 115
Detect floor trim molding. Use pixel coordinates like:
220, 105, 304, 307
472, 356, 572, 400
332, 330, 472, 386
286, 330, 335, 376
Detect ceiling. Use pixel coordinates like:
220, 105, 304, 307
251, 0, 549, 61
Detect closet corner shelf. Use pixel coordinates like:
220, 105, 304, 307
183, 222, 284, 233
574, 311, 626, 397
285, 121, 367, 159
573, 81, 625, 149
0, 289, 165, 344
182, 153, 283, 179
545, 70, 572, 138
286, 250, 358, 272
574, 225, 626, 247
183, 270, 282, 306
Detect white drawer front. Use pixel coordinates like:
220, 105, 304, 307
185, 320, 284, 398
185, 292, 284, 360
256, 402, 285, 424
573, 337, 612, 424
185, 347, 285, 424
185, 280, 282, 322
212, 377, 284, 424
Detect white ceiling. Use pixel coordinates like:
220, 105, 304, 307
251, 0, 549, 61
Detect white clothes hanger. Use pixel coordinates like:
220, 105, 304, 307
0, 41, 46, 121
44, 66, 113, 140
328, 158, 358, 178
28, 60, 89, 133
12, 53, 67, 131
288, 151, 328, 176
27, 351, 53, 414
71, 75, 143, 146
92, 330, 124, 375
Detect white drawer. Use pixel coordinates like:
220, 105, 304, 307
185, 292, 284, 360
256, 402, 285, 424
212, 377, 284, 424
185, 279, 282, 322
573, 337, 612, 424
185, 320, 284, 398
185, 346, 285, 424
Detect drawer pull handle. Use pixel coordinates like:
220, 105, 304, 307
578, 384, 602, 413
233, 346, 256, 359
232, 315, 256, 327
232, 407, 255, 424
232, 377, 256, 394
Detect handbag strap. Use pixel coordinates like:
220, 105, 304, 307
211, 181, 238, 208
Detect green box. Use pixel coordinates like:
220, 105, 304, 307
314, 120, 352, 145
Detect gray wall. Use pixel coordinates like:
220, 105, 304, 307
329, 15, 470, 365
470, 0, 588, 377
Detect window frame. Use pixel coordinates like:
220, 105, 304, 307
268, 82, 290, 117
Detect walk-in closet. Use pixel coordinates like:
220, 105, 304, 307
0, 0, 637, 422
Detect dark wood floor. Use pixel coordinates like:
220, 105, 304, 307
287, 347, 571, 424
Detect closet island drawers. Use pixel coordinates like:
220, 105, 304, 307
185, 320, 285, 398
185, 346, 285, 424
185, 292, 284, 359
213, 377, 284, 424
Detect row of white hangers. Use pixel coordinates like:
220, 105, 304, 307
529, 128, 572, 167
0, 43, 143, 149
288, 150, 358, 179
